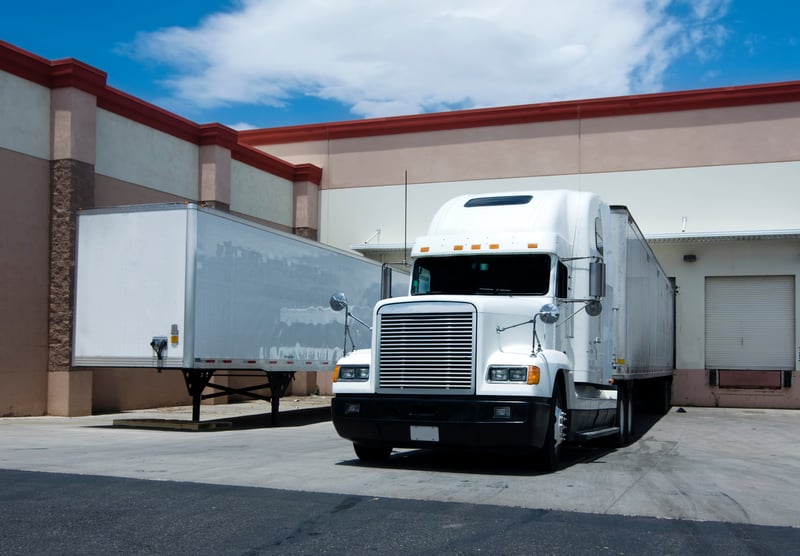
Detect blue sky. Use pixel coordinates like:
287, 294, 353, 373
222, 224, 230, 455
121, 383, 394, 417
1, 1, 797, 130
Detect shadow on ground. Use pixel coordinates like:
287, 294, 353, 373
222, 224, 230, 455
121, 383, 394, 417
337, 411, 667, 476
95, 405, 332, 432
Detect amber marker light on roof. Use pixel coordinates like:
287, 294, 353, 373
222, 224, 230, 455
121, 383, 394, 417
420, 246, 430, 252
453, 245, 464, 251
489, 243, 500, 249
528, 243, 538, 248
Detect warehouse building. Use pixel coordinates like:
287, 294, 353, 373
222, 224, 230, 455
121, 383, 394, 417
1, 41, 798, 416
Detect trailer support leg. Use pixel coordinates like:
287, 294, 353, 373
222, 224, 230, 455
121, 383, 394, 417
267, 372, 295, 426
181, 369, 215, 422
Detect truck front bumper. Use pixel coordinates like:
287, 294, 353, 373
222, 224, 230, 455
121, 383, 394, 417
332, 394, 552, 451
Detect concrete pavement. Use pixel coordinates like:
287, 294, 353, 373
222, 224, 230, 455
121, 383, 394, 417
1, 400, 798, 529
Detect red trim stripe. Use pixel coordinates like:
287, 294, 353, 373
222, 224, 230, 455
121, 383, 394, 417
239, 81, 800, 145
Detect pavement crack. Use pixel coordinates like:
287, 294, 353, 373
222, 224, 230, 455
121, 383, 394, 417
601, 439, 679, 516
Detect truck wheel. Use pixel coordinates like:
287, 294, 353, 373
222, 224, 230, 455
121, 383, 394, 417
540, 378, 567, 471
353, 443, 392, 463
615, 382, 633, 447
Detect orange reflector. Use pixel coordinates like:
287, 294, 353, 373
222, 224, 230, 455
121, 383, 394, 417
528, 243, 538, 249
333, 365, 340, 382
527, 366, 541, 385
471, 244, 481, 250
453, 245, 463, 251
489, 243, 500, 250
420, 246, 430, 253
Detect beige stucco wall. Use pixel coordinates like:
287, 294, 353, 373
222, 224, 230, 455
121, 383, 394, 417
231, 160, 294, 228
318, 162, 800, 252
0, 71, 50, 158
96, 110, 199, 199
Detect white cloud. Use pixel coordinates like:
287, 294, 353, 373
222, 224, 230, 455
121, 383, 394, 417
227, 121, 259, 131
130, 0, 730, 119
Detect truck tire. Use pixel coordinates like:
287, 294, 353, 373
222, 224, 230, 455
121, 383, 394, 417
615, 381, 633, 447
540, 378, 567, 471
353, 442, 392, 463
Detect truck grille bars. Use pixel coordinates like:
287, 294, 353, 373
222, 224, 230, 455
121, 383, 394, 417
377, 303, 476, 392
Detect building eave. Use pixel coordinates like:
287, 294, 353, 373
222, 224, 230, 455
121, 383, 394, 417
647, 230, 800, 244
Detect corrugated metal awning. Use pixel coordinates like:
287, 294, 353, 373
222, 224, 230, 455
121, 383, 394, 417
646, 229, 800, 244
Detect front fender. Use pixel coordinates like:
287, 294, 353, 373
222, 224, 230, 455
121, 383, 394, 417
479, 349, 572, 398
332, 349, 373, 395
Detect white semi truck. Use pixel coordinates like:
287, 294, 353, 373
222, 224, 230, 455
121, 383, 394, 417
72, 203, 403, 422
331, 190, 674, 469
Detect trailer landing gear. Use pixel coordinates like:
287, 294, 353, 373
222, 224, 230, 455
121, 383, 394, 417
180, 369, 296, 425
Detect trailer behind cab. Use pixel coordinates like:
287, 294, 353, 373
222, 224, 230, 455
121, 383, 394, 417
73, 203, 402, 422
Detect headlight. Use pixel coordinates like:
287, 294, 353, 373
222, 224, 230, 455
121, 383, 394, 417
488, 366, 540, 384
334, 365, 370, 382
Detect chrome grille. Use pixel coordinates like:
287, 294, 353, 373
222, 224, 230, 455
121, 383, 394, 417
377, 305, 475, 392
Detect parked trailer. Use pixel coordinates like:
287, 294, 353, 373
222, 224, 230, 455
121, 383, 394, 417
73, 203, 403, 422
331, 190, 674, 469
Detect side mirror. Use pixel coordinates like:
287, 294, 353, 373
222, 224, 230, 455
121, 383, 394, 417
585, 299, 602, 316
330, 292, 348, 312
537, 303, 560, 324
589, 261, 606, 298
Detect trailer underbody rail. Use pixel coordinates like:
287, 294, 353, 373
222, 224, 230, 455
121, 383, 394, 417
180, 369, 296, 425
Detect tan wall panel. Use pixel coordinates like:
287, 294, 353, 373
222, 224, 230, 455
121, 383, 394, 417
91, 369, 191, 413
94, 174, 188, 207
329, 122, 579, 189
673, 370, 800, 409
259, 101, 800, 191
0, 149, 50, 415
580, 102, 800, 173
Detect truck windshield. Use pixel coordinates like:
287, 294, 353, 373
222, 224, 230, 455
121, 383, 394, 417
411, 254, 551, 296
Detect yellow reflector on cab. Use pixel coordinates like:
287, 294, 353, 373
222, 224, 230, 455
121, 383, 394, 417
528, 243, 538, 249
489, 243, 500, 249
471, 244, 481, 250
453, 245, 464, 251
420, 246, 430, 253
333, 365, 340, 382
527, 365, 541, 384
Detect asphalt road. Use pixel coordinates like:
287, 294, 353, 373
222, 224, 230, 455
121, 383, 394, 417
1, 402, 799, 554
2, 469, 798, 555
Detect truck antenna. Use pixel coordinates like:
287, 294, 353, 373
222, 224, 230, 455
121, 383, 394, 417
403, 170, 408, 266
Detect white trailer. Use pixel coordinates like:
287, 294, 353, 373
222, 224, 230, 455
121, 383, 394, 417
331, 190, 674, 469
72, 203, 403, 421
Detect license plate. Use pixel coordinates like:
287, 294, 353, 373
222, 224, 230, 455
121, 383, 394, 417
410, 425, 439, 442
